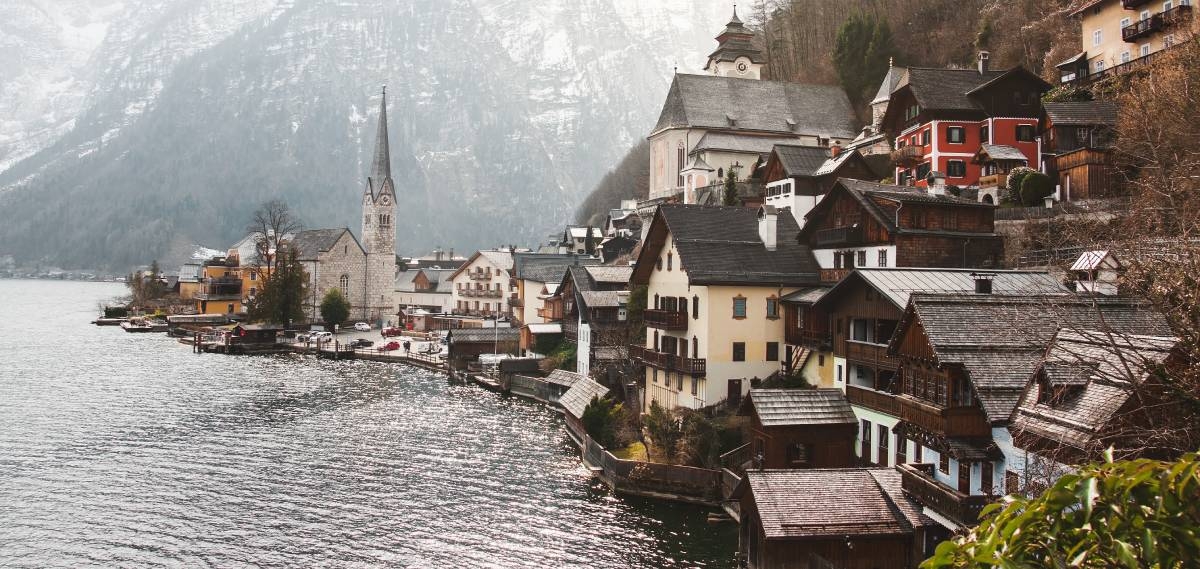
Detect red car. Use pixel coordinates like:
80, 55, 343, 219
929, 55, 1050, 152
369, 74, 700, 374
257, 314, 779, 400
378, 341, 400, 352
381, 327, 404, 338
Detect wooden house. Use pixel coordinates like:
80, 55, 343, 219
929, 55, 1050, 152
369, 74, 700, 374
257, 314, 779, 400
797, 179, 1003, 284
1042, 101, 1122, 200
735, 468, 942, 569
559, 376, 610, 443
447, 327, 520, 370
761, 145, 882, 226
559, 265, 633, 376
970, 144, 1028, 204
738, 389, 857, 469
886, 289, 1171, 529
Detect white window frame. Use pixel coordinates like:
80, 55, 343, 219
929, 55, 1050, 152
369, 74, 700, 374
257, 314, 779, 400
1141, 43, 1152, 57
1121, 51, 1131, 63
1164, 1, 1173, 10
947, 159, 967, 178
1092, 29, 1102, 46
1095, 59, 1106, 72
1120, 17, 1131, 28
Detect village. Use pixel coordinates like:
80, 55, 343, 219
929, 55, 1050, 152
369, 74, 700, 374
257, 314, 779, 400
97, 4, 1200, 568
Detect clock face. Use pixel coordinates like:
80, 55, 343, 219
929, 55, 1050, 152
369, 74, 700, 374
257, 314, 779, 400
736, 61, 748, 74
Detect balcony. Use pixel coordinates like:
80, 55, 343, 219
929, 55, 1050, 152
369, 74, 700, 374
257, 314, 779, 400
819, 268, 851, 284
814, 224, 864, 247
1123, 6, 1191, 42
563, 322, 578, 342
676, 356, 707, 376
537, 306, 563, 320
897, 395, 992, 438
630, 344, 672, 369
1121, 0, 1152, 7
508, 296, 522, 307
844, 340, 892, 367
468, 270, 493, 281
978, 173, 1007, 189
847, 384, 900, 415
197, 278, 242, 300
644, 309, 688, 331
898, 463, 992, 527
891, 144, 925, 167
785, 328, 831, 349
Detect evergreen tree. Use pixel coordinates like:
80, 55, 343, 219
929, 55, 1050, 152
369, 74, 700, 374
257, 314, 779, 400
833, 12, 897, 107
722, 167, 740, 206
248, 249, 306, 326
319, 287, 351, 327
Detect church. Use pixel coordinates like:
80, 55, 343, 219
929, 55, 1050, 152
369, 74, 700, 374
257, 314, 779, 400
294, 88, 397, 325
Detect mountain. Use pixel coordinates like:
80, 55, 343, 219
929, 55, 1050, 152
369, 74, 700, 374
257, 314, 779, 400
0, 0, 727, 270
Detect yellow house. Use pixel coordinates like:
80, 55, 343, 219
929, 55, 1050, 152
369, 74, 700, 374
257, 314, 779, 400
1059, 0, 1196, 84
631, 204, 822, 412
194, 258, 244, 315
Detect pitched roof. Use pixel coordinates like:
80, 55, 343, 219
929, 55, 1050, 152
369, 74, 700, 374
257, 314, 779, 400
289, 228, 356, 261
706, 7, 765, 66
559, 377, 609, 420
1071, 250, 1117, 271
693, 133, 803, 155
545, 369, 586, 388
800, 179, 995, 241
1043, 101, 1119, 127
513, 253, 598, 283
652, 74, 857, 140
772, 144, 833, 177
584, 265, 633, 285
367, 87, 393, 199
815, 268, 1066, 311
634, 204, 820, 287
893, 293, 1172, 422
744, 389, 857, 427
1012, 330, 1177, 451
871, 65, 907, 105
449, 249, 515, 281
447, 327, 520, 344
976, 144, 1028, 163
580, 290, 623, 308
742, 468, 934, 539
898, 67, 1008, 111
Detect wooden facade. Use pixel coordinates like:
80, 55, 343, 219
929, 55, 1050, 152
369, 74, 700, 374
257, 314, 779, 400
1048, 147, 1122, 201
742, 408, 856, 470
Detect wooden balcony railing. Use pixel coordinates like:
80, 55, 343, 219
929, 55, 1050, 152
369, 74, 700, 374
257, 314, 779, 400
563, 322, 578, 342
891, 144, 925, 167
898, 463, 992, 527
978, 173, 1007, 189
844, 340, 892, 367
814, 224, 864, 247
1123, 6, 1191, 42
537, 306, 562, 320
786, 328, 832, 349
508, 296, 522, 307
468, 271, 493, 281
897, 395, 992, 438
644, 309, 688, 331
846, 385, 900, 416
1121, 0, 1153, 8
676, 356, 707, 376
820, 268, 851, 284
630, 344, 706, 375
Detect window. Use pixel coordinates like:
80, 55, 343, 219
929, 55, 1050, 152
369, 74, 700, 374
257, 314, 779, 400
1092, 29, 1102, 47
339, 274, 349, 293
916, 162, 931, 180
947, 126, 965, 144
1120, 17, 1130, 29
691, 376, 698, 396
732, 296, 747, 319
878, 249, 888, 267
249, 271, 257, 281
654, 293, 659, 309
939, 452, 950, 475
787, 443, 810, 465
1120, 51, 1131, 64
676, 373, 683, 391
947, 160, 966, 178
1165, 34, 1176, 48
851, 319, 871, 343
732, 342, 746, 362
693, 295, 699, 319
1141, 43, 1152, 57
979, 125, 989, 144
248, 287, 256, 297
1016, 125, 1036, 142
652, 368, 658, 384
1094, 59, 1105, 73
666, 252, 673, 271
818, 354, 825, 366
861, 419, 872, 461
656, 257, 662, 271
1164, 0, 1173, 9
1141, 9, 1151, 21
920, 129, 930, 146
676, 146, 685, 187
692, 336, 698, 358
766, 342, 779, 361
766, 297, 779, 319
878, 424, 889, 462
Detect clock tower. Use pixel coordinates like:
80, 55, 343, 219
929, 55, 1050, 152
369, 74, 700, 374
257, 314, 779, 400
703, 6, 764, 80
361, 86, 398, 323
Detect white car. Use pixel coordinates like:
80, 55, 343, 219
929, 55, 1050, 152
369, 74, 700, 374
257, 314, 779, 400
353, 322, 371, 332
311, 331, 333, 343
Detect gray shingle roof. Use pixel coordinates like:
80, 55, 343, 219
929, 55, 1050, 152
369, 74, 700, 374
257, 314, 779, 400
896, 293, 1173, 422
650, 204, 820, 286
580, 290, 623, 308
745, 388, 857, 427
559, 377, 609, 419
773, 144, 832, 177
899, 67, 1007, 111
448, 327, 520, 344
513, 253, 597, 283
801, 179, 996, 240
816, 268, 1066, 311
584, 265, 633, 285
977, 144, 1028, 163
743, 468, 934, 539
290, 228, 354, 261
1043, 101, 1119, 127
693, 132, 803, 155
871, 65, 907, 105
1012, 330, 1176, 451
545, 369, 586, 388
653, 74, 857, 139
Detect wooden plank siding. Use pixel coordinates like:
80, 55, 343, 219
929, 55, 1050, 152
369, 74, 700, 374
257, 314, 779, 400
1050, 148, 1121, 200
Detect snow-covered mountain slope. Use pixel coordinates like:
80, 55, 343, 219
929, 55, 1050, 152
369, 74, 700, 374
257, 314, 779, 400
0, 0, 726, 269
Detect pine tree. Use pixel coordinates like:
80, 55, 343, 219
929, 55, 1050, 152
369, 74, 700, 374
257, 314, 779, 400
249, 249, 306, 326
833, 12, 897, 107
319, 288, 351, 328
722, 167, 740, 206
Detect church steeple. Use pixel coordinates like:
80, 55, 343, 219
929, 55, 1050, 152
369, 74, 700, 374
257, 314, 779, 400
704, 4, 764, 79
367, 86, 393, 198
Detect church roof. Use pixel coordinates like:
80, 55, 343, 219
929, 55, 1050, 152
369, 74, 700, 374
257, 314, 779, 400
871, 64, 906, 105
651, 74, 857, 140
367, 87, 393, 199
289, 228, 359, 261
706, 6, 766, 67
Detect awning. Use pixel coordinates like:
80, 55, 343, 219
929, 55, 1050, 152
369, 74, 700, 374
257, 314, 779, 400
1055, 51, 1086, 69
525, 323, 562, 335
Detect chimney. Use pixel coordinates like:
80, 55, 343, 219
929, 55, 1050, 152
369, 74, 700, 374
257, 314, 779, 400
927, 171, 947, 196
758, 205, 778, 251
978, 51, 990, 74
971, 272, 995, 294
830, 142, 843, 158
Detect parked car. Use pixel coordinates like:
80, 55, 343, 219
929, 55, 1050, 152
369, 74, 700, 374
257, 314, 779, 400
378, 341, 401, 352
353, 322, 371, 332
349, 338, 374, 349
381, 326, 404, 337
311, 331, 333, 343
296, 333, 311, 343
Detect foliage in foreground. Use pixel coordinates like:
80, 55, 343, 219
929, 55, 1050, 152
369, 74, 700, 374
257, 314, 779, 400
924, 451, 1200, 568
248, 249, 306, 326
319, 287, 350, 327
582, 396, 624, 449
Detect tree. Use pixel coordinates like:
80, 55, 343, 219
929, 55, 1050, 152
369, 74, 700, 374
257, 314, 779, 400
584, 225, 596, 255
582, 396, 625, 448
643, 401, 683, 462
924, 451, 1200, 568
722, 166, 740, 206
319, 288, 351, 327
126, 259, 168, 307
248, 248, 306, 326
247, 200, 302, 279
1019, 171, 1055, 206
833, 12, 896, 107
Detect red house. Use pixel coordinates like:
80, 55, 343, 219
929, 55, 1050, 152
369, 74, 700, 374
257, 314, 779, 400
881, 53, 1051, 189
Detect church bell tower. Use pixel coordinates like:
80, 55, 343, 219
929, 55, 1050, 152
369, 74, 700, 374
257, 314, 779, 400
362, 87, 397, 323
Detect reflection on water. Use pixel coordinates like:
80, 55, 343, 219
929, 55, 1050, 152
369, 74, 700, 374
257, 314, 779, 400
0, 280, 736, 568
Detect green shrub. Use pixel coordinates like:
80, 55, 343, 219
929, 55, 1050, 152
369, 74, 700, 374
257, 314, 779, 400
1006, 166, 1035, 192
643, 401, 683, 461
1020, 171, 1055, 206
581, 396, 623, 448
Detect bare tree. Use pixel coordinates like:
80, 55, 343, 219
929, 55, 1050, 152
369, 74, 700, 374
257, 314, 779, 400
246, 200, 301, 279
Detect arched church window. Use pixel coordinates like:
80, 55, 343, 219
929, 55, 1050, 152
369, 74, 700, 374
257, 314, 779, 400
339, 274, 349, 294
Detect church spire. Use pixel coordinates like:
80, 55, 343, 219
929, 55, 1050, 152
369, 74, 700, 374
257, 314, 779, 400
368, 86, 392, 197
